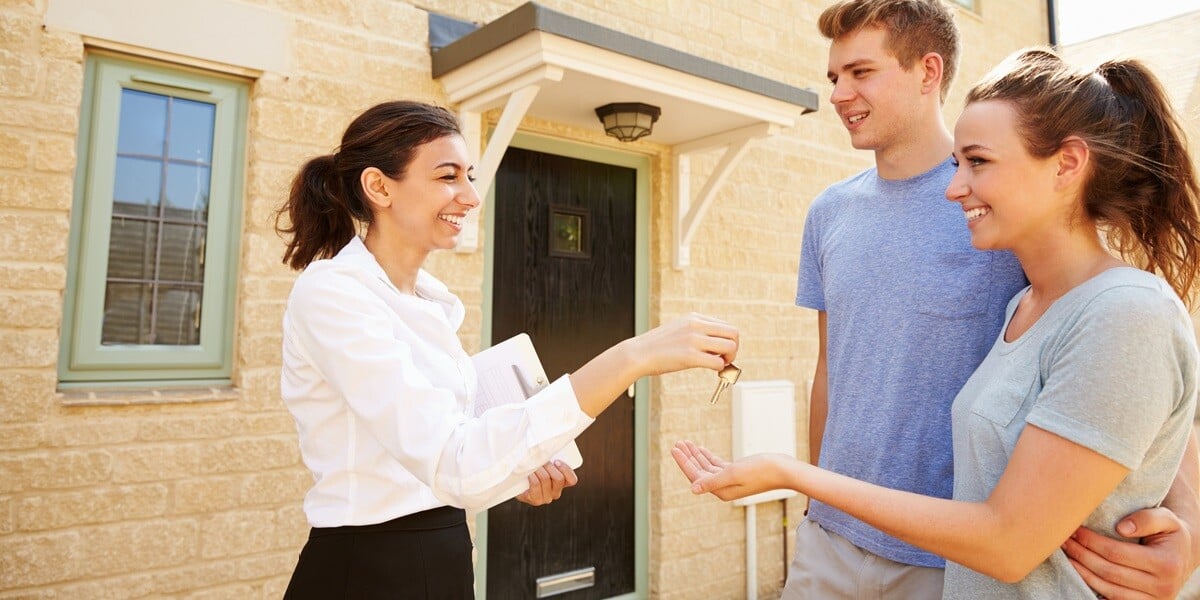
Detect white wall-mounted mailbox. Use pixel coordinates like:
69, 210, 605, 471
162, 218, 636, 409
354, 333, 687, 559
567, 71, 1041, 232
731, 379, 799, 506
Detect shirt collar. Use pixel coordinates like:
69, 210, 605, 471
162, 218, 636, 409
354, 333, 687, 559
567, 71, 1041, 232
333, 237, 466, 329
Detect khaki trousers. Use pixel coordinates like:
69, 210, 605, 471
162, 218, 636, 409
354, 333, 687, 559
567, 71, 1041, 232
781, 518, 944, 600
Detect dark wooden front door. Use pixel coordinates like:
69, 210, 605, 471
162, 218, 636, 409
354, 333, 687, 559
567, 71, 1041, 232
487, 146, 637, 599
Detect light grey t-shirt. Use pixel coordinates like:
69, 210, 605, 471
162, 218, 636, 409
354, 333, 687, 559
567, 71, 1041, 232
944, 268, 1198, 599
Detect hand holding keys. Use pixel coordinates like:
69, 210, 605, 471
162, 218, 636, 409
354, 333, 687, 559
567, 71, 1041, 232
709, 363, 741, 404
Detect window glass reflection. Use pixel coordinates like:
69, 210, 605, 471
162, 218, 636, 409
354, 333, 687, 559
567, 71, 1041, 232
117, 89, 167, 156
164, 163, 210, 220
158, 223, 207, 284
112, 156, 162, 217
104, 88, 216, 347
102, 282, 152, 344
106, 220, 157, 280
168, 99, 215, 163
154, 287, 201, 345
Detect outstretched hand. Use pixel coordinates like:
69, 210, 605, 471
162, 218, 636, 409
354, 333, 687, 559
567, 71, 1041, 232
569, 314, 738, 419
630, 314, 739, 376
516, 460, 578, 507
1064, 507, 1195, 599
671, 440, 795, 502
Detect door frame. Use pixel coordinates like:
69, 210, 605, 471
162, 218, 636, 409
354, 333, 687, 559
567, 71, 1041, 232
477, 132, 652, 599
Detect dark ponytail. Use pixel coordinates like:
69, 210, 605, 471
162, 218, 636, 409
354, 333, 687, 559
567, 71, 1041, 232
277, 154, 364, 270
275, 101, 462, 270
967, 49, 1200, 305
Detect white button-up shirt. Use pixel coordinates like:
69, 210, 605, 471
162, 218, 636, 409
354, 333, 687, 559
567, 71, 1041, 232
281, 237, 594, 527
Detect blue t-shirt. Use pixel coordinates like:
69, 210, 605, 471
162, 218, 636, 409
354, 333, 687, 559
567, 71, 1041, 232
796, 158, 1027, 567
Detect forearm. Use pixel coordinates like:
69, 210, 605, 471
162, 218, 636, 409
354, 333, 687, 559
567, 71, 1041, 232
569, 339, 641, 418
1163, 427, 1200, 564
788, 462, 1044, 582
809, 311, 828, 465
808, 370, 827, 466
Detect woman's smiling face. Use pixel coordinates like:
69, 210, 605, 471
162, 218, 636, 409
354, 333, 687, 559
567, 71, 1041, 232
946, 100, 1067, 252
377, 133, 480, 253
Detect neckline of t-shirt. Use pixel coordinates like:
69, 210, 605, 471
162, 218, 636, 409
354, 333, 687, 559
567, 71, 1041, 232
871, 156, 954, 190
995, 266, 1145, 352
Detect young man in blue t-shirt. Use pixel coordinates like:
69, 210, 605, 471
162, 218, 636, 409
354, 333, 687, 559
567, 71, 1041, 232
784, 1, 1200, 597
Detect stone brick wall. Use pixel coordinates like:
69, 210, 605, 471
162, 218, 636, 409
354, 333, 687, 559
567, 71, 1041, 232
0, 1, 1046, 598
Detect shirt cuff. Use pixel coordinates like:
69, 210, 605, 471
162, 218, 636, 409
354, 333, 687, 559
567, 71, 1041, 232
523, 375, 595, 447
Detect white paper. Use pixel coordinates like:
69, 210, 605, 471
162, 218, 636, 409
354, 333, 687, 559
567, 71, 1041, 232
471, 334, 583, 507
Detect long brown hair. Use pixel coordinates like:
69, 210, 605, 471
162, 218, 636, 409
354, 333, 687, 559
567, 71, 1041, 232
968, 48, 1200, 305
275, 101, 461, 270
818, 0, 961, 100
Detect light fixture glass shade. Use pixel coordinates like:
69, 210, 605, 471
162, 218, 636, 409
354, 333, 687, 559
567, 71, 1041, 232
594, 102, 661, 142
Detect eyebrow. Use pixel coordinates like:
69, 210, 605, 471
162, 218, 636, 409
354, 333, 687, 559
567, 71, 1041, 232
957, 144, 990, 154
434, 161, 474, 171
827, 59, 874, 80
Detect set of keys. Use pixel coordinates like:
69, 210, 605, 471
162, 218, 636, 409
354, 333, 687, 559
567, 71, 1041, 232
708, 363, 741, 404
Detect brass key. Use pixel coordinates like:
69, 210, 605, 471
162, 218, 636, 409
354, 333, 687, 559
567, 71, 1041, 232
709, 363, 741, 404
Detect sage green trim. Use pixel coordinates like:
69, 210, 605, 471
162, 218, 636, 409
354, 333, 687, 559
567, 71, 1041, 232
477, 133, 651, 599
59, 53, 247, 385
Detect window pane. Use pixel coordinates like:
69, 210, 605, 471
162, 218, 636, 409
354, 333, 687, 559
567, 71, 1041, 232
158, 223, 206, 284
164, 162, 210, 220
154, 287, 201, 345
112, 156, 162, 217
168, 99, 215, 163
117, 89, 167, 156
102, 282, 152, 344
106, 219, 157, 280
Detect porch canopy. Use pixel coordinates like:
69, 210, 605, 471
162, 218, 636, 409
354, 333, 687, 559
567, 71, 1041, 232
430, 2, 819, 267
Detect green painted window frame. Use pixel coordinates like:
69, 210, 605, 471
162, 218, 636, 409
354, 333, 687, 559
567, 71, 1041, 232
59, 53, 248, 388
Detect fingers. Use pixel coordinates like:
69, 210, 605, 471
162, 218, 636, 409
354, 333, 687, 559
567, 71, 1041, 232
1117, 506, 1184, 538
1066, 526, 1151, 573
542, 460, 575, 501
1063, 530, 1158, 599
678, 441, 723, 475
556, 461, 579, 489
521, 465, 551, 506
1064, 523, 1190, 599
649, 313, 740, 372
695, 444, 730, 469
673, 440, 745, 499
516, 461, 579, 507
671, 445, 705, 484
685, 313, 740, 366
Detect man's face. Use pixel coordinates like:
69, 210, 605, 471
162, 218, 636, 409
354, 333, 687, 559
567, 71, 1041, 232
826, 27, 928, 153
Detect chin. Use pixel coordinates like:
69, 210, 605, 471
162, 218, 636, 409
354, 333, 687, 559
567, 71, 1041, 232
968, 235, 1000, 251
848, 136, 875, 151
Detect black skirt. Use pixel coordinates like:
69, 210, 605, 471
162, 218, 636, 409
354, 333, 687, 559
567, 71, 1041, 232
284, 506, 474, 599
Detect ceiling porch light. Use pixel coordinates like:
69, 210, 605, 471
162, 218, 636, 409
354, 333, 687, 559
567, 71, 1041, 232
594, 102, 661, 142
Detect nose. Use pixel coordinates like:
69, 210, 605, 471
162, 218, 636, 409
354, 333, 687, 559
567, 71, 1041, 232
829, 78, 854, 105
945, 166, 968, 203
460, 179, 482, 209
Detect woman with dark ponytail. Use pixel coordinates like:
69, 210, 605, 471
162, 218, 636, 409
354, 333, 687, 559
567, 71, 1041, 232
673, 48, 1200, 598
276, 101, 739, 599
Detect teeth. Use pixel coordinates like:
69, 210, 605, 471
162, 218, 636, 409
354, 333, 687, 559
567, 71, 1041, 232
439, 214, 462, 226
848, 114, 866, 123
965, 207, 989, 221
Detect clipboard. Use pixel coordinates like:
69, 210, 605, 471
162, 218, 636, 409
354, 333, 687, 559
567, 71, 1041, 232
471, 334, 584, 505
